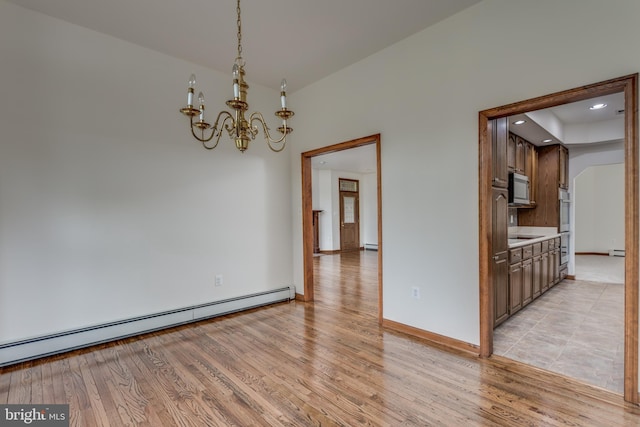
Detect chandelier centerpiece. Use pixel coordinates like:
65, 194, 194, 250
179, 0, 294, 153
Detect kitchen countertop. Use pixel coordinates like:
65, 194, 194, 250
507, 226, 560, 248
508, 233, 560, 248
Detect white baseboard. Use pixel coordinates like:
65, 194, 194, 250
0, 286, 294, 367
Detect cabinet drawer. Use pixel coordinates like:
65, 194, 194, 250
532, 242, 541, 256
541, 240, 549, 253
522, 244, 533, 260
510, 248, 523, 264
548, 238, 555, 249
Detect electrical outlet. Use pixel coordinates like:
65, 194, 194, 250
215, 274, 223, 286
411, 286, 420, 299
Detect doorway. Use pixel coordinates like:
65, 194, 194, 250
478, 75, 638, 404
339, 178, 360, 252
300, 134, 383, 322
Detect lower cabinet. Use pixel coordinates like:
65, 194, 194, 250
541, 252, 549, 293
522, 258, 533, 306
509, 262, 523, 315
532, 254, 542, 299
494, 251, 509, 327
498, 236, 563, 328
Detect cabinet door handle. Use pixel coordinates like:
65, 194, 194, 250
493, 255, 499, 260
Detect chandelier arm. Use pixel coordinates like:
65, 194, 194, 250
249, 112, 287, 147
190, 111, 235, 150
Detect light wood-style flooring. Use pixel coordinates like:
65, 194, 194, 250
1, 251, 639, 425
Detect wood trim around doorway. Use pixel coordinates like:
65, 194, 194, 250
478, 74, 639, 404
300, 134, 383, 323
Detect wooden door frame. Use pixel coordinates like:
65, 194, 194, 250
479, 74, 639, 404
301, 134, 383, 322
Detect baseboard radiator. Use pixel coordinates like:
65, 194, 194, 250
364, 243, 378, 251
0, 286, 295, 367
609, 249, 625, 257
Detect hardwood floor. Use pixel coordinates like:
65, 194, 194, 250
1, 251, 639, 426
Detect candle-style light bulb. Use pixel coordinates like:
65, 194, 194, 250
232, 64, 240, 99
198, 92, 205, 121
280, 78, 287, 109
187, 74, 196, 106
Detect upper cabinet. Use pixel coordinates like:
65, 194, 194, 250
525, 142, 538, 206
507, 133, 516, 172
515, 137, 526, 174
492, 117, 509, 188
507, 132, 538, 206
508, 133, 527, 174
518, 144, 569, 227
558, 145, 568, 190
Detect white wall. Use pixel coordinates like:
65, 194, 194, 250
574, 163, 625, 253
316, 169, 334, 250
568, 141, 625, 274
362, 173, 378, 247
290, 0, 640, 349
0, 1, 293, 343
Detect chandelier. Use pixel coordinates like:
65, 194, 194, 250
179, 0, 294, 153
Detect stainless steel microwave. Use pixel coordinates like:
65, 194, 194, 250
508, 172, 529, 205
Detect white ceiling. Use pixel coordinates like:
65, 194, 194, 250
509, 92, 625, 147
10, 0, 620, 172
311, 145, 377, 174
7, 0, 482, 92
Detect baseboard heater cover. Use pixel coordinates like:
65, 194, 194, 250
0, 286, 294, 367
364, 243, 378, 251
609, 249, 625, 257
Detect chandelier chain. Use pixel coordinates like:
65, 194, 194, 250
236, 0, 242, 61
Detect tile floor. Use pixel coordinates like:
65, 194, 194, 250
494, 255, 624, 394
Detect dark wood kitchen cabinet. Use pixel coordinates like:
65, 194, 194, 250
509, 261, 523, 315
507, 133, 526, 174
507, 133, 517, 172
506, 133, 538, 206
519, 144, 569, 227
508, 244, 532, 315
492, 187, 509, 326
525, 142, 538, 206
531, 241, 542, 299
559, 145, 569, 190
491, 117, 510, 327
515, 137, 526, 174
498, 236, 562, 328
540, 251, 549, 294
491, 117, 508, 188
494, 252, 509, 326
549, 237, 561, 287
522, 258, 533, 306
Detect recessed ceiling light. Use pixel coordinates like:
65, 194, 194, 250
513, 120, 526, 125
589, 103, 607, 110
542, 139, 553, 143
